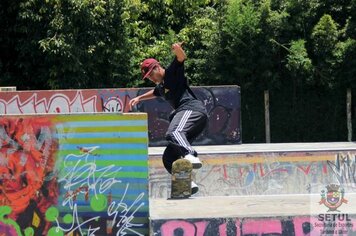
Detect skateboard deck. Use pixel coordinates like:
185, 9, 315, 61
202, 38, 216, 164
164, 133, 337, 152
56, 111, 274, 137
171, 159, 193, 199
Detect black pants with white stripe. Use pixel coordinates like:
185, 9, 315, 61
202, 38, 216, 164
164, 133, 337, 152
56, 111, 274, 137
162, 110, 207, 174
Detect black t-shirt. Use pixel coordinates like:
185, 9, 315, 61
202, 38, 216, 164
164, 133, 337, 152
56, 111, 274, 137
153, 57, 207, 115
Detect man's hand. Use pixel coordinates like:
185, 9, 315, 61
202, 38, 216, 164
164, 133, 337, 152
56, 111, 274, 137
129, 97, 140, 111
128, 90, 156, 111
171, 42, 184, 51
171, 42, 186, 62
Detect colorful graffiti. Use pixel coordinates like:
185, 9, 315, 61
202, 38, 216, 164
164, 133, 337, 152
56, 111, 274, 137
149, 151, 356, 198
0, 86, 241, 145
0, 117, 58, 235
151, 215, 356, 236
0, 90, 98, 114
0, 113, 149, 235
327, 153, 356, 189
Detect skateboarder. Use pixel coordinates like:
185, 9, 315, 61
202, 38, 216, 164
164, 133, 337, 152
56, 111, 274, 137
129, 42, 208, 195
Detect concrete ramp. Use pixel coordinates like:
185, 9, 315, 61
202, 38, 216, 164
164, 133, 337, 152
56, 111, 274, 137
149, 143, 356, 236
149, 143, 356, 198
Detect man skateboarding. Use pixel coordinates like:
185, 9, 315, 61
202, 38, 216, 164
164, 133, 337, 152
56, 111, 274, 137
129, 42, 208, 195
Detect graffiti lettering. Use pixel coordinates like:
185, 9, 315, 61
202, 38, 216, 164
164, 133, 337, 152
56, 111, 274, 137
107, 184, 145, 236
59, 146, 121, 209
327, 153, 356, 188
1, 86, 241, 145
0, 91, 97, 114
102, 97, 123, 113
150, 151, 356, 198
153, 217, 356, 236
54, 204, 101, 235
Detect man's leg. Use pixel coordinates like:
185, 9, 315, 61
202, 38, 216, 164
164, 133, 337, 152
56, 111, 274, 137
165, 110, 207, 168
162, 143, 199, 195
162, 143, 181, 174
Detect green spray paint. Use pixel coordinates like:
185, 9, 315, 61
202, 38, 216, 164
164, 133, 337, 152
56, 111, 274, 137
62, 214, 73, 224
90, 194, 107, 212
24, 227, 34, 236
0, 206, 23, 236
1, 183, 118, 235
45, 207, 59, 222
47, 227, 64, 236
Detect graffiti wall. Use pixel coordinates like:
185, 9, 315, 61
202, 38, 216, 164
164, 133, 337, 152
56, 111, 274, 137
149, 151, 356, 198
151, 215, 356, 236
0, 86, 241, 146
0, 113, 149, 235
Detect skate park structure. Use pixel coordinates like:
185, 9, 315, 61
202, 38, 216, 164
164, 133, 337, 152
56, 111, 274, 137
150, 143, 356, 235
1, 86, 356, 235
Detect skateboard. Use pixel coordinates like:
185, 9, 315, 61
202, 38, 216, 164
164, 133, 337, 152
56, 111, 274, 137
170, 158, 193, 199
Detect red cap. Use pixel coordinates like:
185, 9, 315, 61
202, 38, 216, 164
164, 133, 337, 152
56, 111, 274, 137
141, 58, 159, 79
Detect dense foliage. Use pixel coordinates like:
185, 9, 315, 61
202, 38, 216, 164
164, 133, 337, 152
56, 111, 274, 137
1, 0, 355, 142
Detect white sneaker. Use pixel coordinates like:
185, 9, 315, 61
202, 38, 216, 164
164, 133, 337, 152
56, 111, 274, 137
191, 181, 199, 195
184, 154, 202, 169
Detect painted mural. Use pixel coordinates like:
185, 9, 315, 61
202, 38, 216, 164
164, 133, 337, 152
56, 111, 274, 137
0, 113, 148, 235
0, 86, 241, 146
149, 151, 356, 198
151, 216, 356, 236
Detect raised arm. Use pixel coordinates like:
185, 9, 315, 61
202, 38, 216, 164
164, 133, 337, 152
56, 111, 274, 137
171, 42, 186, 62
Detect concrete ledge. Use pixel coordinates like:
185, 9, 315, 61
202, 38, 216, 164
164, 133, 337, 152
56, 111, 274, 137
149, 142, 356, 155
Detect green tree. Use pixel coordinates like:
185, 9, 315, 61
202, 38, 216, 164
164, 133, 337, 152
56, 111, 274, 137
334, 39, 356, 89
219, 0, 262, 86
311, 14, 339, 88
1, 0, 130, 89
177, 7, 221, 85
122, 0, 223, 87
286, 39, 313, 84
1, 0, 355, 142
